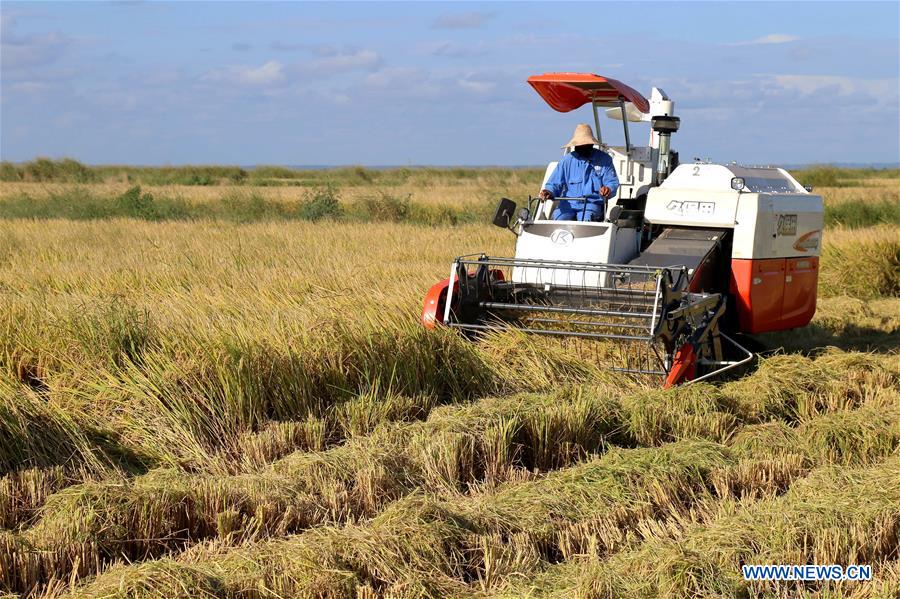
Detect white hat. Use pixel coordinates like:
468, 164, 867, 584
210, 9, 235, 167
562, 123, 600, 149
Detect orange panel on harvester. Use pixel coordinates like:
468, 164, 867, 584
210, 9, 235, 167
782, 257, 819, 329
730, 258, 786, 334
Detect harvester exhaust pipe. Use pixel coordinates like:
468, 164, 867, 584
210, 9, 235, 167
651, 115, 680, 185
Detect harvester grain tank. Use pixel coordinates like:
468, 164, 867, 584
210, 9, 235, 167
422, 73, 824, 386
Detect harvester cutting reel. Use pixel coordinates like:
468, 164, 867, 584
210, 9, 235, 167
422, 255, 753, 386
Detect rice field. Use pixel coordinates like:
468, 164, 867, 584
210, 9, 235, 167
0, 164, 898, 597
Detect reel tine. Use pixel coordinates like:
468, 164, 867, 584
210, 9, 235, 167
448, 256, 673, 381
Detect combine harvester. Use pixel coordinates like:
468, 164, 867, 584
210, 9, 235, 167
422, 73, 823, 386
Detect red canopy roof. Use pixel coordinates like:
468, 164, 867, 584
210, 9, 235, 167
527, 73, 650, 114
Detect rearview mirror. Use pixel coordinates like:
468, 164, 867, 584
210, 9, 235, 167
607, 205, 623, 223
492, 198, 517, 228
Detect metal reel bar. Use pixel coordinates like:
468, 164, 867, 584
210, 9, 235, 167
444, 255, 688, 340
441, 255, 692, 377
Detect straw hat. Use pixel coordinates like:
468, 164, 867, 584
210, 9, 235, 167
562, 123, 600, 149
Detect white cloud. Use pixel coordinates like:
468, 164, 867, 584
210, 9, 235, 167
652, 73, 899, 123
769, 74, 899, 106
729, 34, 800, 46
239, 61, 285, 85
432, 11, 493, 30
457, 77, 495, 95
282, 47, 383, 78
1, 14, 72, 70
204, 60, 285, 86
305, 49, 380, 74
201, 48, 382, 92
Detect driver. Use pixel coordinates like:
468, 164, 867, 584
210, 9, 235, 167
538, 123, 619, 221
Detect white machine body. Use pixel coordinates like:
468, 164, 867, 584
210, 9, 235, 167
512, 220, 640, 288
644, 163, 824, 261
506, 82, 823, 334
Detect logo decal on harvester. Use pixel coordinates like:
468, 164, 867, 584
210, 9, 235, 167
793, 230, 821, 252
777, 214, 798, 236
665, 200, 715, 216
550, 229, 575, 246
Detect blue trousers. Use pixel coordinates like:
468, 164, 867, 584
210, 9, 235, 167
551, 199, 605, 222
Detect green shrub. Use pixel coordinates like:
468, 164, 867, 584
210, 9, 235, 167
0, 162, 20, 182
250, 165, 305, 180
351, 166, 373, 183
90, 165, 248, 186
793, 166, 844, 187
115, 186, 158, 219
789, 165, 900, 188
2, 158, 100, 183
214, 192, 277, 222
298, 186, 342, 221
825, 198, 900, 228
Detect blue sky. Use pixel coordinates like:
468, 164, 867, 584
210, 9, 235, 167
1, 1, 898, 166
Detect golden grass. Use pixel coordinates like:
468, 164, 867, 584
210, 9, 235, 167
764, 296, 900, 354
0, 180, 527, 214
817, 183, 900, 204
0, 218, 892, 388
819, 225, 899, 298
1, 179, 896, 206
0, 172, 897, 597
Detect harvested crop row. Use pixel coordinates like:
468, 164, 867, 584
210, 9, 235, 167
0, 468, 67, 531
63, 441, 893, 599
730, 404, 900, 466
3, 352, 896, 595
14, 348, 892, 534
718, 350, 898, 423
503, 456, 900, 598
59, 440, 767, 598
3, 297, 894, 477
0, 388, 623, 595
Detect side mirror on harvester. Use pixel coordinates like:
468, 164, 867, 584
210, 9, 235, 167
606, 205, 623, 223
492, 198, 517, 228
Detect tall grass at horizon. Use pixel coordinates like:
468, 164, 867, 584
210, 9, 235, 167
2, 161, 898, 227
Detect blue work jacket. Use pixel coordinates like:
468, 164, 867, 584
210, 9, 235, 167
543, 149, 619, 200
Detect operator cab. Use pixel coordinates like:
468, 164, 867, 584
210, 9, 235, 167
490, 74, 682, 281
526, 74, 679, 223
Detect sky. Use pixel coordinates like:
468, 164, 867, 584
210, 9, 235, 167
1, 1, 898, 166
